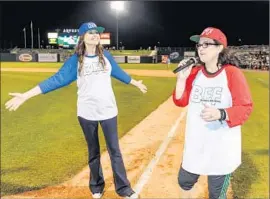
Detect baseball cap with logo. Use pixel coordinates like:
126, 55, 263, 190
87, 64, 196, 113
78, 22, 105, 36
190, 27, 227, 48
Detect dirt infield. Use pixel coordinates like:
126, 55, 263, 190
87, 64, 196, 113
2, 68, 233, 199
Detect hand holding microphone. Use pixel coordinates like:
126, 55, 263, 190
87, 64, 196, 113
173, 57, 200, 80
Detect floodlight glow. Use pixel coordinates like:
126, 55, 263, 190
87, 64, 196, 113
110, 1, 124, 11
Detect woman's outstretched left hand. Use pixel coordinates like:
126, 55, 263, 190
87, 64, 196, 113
131, 79, 148, 93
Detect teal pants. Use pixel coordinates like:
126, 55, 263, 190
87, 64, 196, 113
178, 166, 231, 199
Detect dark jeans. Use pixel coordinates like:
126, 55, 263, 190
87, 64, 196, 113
178, 166, 231, 199
78, 116, 134, 197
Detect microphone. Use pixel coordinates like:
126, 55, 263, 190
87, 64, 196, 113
173, 57, 200, 74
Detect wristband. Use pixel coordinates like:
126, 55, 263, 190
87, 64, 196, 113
218, 109, 226, 121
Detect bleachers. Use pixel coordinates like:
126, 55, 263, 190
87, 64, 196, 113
228, 45, 269, 70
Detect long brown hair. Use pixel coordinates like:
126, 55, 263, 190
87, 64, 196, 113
217, 46, 240, 68
75, 34, 106, 75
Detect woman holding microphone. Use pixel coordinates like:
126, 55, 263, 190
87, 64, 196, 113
173, 27, 253, 199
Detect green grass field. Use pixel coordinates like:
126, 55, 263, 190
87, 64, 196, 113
1, 72, 176, 196
231, 72, 269, 199
1, 62, 177, 70
0, 65, 269, 198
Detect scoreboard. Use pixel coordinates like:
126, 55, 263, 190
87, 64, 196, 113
57, 33, 79, 48
47, 29, 111, 49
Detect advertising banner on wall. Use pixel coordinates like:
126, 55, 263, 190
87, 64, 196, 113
113, 56, 125, 63
16, 53, 36, 62
38, 54, 58, 62
127, 56, 140, 63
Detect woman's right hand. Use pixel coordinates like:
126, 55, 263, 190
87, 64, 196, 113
5, 93, 29, 111
176, 59, 195, 80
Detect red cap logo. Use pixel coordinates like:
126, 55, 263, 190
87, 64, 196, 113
200, 27, 227, 47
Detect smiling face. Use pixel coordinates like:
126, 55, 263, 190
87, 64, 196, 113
196, 37, 224, 64
83, 29, 100, 46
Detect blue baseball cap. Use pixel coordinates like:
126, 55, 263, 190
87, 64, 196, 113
78, 22, 105, 36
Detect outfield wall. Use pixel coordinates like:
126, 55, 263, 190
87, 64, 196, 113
1, 53, 172, 64
1, 53, 17, 62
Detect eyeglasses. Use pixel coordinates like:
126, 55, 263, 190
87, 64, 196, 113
196, 43, 220, 49
87, 30, 99, 34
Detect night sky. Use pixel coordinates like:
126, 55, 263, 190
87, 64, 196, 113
1, 1, 269, 49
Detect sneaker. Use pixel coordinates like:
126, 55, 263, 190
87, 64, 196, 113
124, 192, 140, 199
92, 191, 104, 199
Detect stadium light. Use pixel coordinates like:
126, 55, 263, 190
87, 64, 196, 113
110, 1, 124, 11
110, 1, 125, 50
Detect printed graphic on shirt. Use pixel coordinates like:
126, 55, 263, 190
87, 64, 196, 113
190, 85, 223, 106
82, 61, 109, 76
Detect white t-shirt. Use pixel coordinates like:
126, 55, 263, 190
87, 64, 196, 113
173, 65, 253, 175
77, 56, 118, 121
